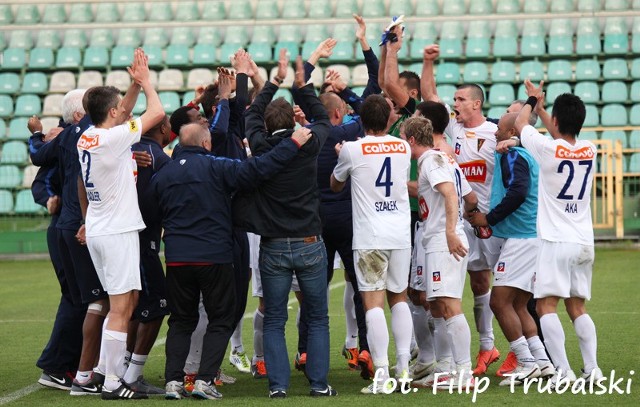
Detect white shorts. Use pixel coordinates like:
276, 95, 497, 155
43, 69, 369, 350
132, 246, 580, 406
424, 249, 468, 301
464, 222, 504, 271
534, 240, 594, 300
249, 233, 299, 297
87, 231, 141, 295
493, 238, 540, 293
354, 248, 411, 293
410, 223, 426, 291
248, 232, 261, 271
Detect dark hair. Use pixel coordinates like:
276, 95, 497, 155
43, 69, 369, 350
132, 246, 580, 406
360, 95, 391, 133
415, 101, 449, 134
264, 98, 295, 133
170, 106, 197, 136
457, 83, 485, 106
552, 93, 586, 136
200, 84, 219, 120
319, 82, 333, 94
85, 86, 120, 125
400, 71, 421, 100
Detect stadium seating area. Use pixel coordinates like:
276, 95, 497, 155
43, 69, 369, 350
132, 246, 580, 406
1, 0, 639, 214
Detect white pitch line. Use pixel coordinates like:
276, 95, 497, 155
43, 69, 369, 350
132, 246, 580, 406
0, 384, 41, 406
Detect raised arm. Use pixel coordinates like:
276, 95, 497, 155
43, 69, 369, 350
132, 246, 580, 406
515, 79, 544, 135
208, 70, 232, 147
383, 26, 410, 109
420, 44, 440, 103
354, 14, 381, 98
129, 48, 165, 134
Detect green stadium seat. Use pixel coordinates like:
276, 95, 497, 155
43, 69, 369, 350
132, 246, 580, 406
548, 35, 573, 56
197, 27, 221, 46
14, 95, 41, 117
545, 82, 571, 105
409, 39, 432, 59
519, 60, 544, 81
15, 4, 40, 24
601, 104, 627, 126
491, 61, 516, 83
390, 0, 413, 16
117, 28, 142, 47
547, 60, 573, 81
90, 29, 114, 48
274, 89, 293, 104
604, 34, 629, 55
523, 19, 546, 37
520, 36, 545, 57
49, 71, 76, 93
496, 0, 520, 13
219, 43, 240, 64
247, 42, 273, 63
278, 26, 300, 44
36, 30, 61, 49
82, 46, 109, 69
601, 130, 627, 148
0, 95, 13, 118
159, 92, 181, 113
0, 73, 18, 95
274, 42, 299, 59
574, 81, 599, 103
174, 1, 199, 21
110, 46, 135, 68
492, 37, 518, 58
171, 27, 195, 46
631, 58, 640, 78
413, 22, 437, 40
441, 21, 463, 40
164, 44, 190, 67
495, 20, 518, 38
308, 0, 332, 18
182, 91, 195, 107
468, 21, 490, 39
438, 39, 463, 58
282, 0, 306, 19
63, 29, 88, 49
202, 0, 227, 20
252, 26, 276, 44
95, 3, 120, 22
436, 62, 460, 84
549, 19, 573, 37
551, 0, 574, 12
603, 58, 629, 79
630, 129, 640, 147
0, 165, 21, 188
333, 24, 355, 40
0, 5, 12, 25
487, 106, 507, 121
0, 190, 13, 214
465, 38, 490, 58
28, 48, 54, 69
301, 41, 321, 60
142, 45, 164, 68
42, 3, 66, 23
631, 81, 640, 102
1, 141, 28, 164
606, 0, 630, 10
15, 189, 43, 214
578, 0, 601, 12
225, 26, 249, 46
304, 25, 328, 43
580, 131, 598, 142
228, 0, 253, 20
8, 118, 30, 140
362, 0, 386, 18
489, 84, 515, 106
602, 81, 628, 103
0, 119, 5, 138
416, 0, 439, 15
575, 59, 601, 80
469, 0, 493, 14
463, 62, 488, 83
328, 42, 355, 62
21, 72, 48, 94
443, 0, 466, 15
576, 32, 602, 56
0, 34, 5, 51
56, 47, 83, 70
628, 154, 640, 173
121, 3, 146, 22
144, 28, 169, 47
192, 44, 217, 65
256, 0, 279, 19
436, 85, 456, 105
68, 3, 93, 23
2, 48, 26, 70
9, 30, 32, 49
335, 0, 358, 18
133, 93, 147, 115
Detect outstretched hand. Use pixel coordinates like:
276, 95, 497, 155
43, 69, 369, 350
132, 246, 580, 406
291, 127, 313, 147
325, 69, 347, 93
354, 14, 367, 41
127, 48, 150, 85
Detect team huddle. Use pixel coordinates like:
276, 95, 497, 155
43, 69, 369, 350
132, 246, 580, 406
29, 16, 601, 401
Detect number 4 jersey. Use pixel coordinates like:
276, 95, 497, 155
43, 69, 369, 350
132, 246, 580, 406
332, 135, 412, 250
77, 118, 146, 237
520, 125, 597, 245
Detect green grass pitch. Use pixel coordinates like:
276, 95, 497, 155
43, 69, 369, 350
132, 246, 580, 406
1, 248, 639, 406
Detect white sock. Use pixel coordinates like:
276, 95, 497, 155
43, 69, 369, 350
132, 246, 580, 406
412, 306, 435, 365
474, 292, 495, 351
184, 298, 207, 373
252, 309, 264, 362
445, 314, 472, 371
391, 302, 413, 374
103, 329, 127, 391
123, 353, 147, 384
573, 314, 598, 373
365, 307, 390, 379
121, 350, 131, 378
343, 283, 358, 348
333, 254, 342, 269
526, 335, 549, 363
510, 336, 535, 366
75, 370, 92, 384
296, 307, 301, 330
96, 316, 109, 375
230, 323, 244, 354
540, 313, 571, 373
433, 317, 453, 367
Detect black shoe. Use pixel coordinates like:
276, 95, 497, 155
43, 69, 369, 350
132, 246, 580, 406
310, 385, 337, 397
70, 376, 103, 396
269, 389, 287, 398
38, 371, 72, 391
101, 383, 148, 400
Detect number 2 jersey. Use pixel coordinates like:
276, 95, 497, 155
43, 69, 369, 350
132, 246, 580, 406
332, 135, 411, 250
520, 125, 597, 245
77, 118, 145, 237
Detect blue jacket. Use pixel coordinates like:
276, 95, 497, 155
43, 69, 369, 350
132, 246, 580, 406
28, 124, 65, 207
152, 139, 302, 264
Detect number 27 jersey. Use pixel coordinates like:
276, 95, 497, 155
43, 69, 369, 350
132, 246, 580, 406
332, 135, 412, 250
520, 125, 597, 245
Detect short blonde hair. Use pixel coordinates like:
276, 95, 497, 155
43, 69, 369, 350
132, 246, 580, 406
403, 117, 434, 147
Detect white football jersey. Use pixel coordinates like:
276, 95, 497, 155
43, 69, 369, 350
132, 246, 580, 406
333, 135, 411, 249
417, 149, 472, 253
521, 125, 597, 245
444, 104, 497, 212
77, 118, 146, 237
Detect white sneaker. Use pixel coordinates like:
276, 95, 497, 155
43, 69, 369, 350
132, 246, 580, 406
410, 361, 436, 380
581, 367, 604, 380
414, 370, 452, 389
191, 380, 222, 400
549, 369, 577, 390
499, 363, 541, 386
229, 351, 251, 373
165, 381, 187, 400
537, 361, 555, 379
360, 380, 395, 395
448, 370, 476, 390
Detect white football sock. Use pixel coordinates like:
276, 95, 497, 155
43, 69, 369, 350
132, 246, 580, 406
526, 335, 549, 363
123, 353, 147, 384
573, 314, 598, 373
540, 313, 571, 373
446, 314, 472, 371
95, 316, 109, 375
474, 291, 495, 351
184, 299, 207, 374
230, 322, 244, 354
510, 336, 535, 366
366, 307, 389, 379
391, 302, 413, 374
103, 329, 127, 391
433, 317, 453, 367
412, 306, 435, 365
121, 350, 131, 378
75, 370, 92, 384
343, 283, 358, 348
252, 309, 264, 362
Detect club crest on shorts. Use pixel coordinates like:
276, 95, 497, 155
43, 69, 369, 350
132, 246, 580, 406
497, 262, 505, 272
432, 271, 441, 282
417, 266, 423, 276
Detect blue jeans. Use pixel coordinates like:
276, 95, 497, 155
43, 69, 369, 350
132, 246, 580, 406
259, 238, 330, 392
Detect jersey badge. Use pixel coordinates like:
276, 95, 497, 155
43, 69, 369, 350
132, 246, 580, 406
455, 143, 461, 155
129, 120, 138, 133
179, 159, 186, 165
477, 139, 486, 151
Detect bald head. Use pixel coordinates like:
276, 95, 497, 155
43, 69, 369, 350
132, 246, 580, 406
179, 123, 210, 150
495, 112, 519, 142
320, 92, 346, 125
